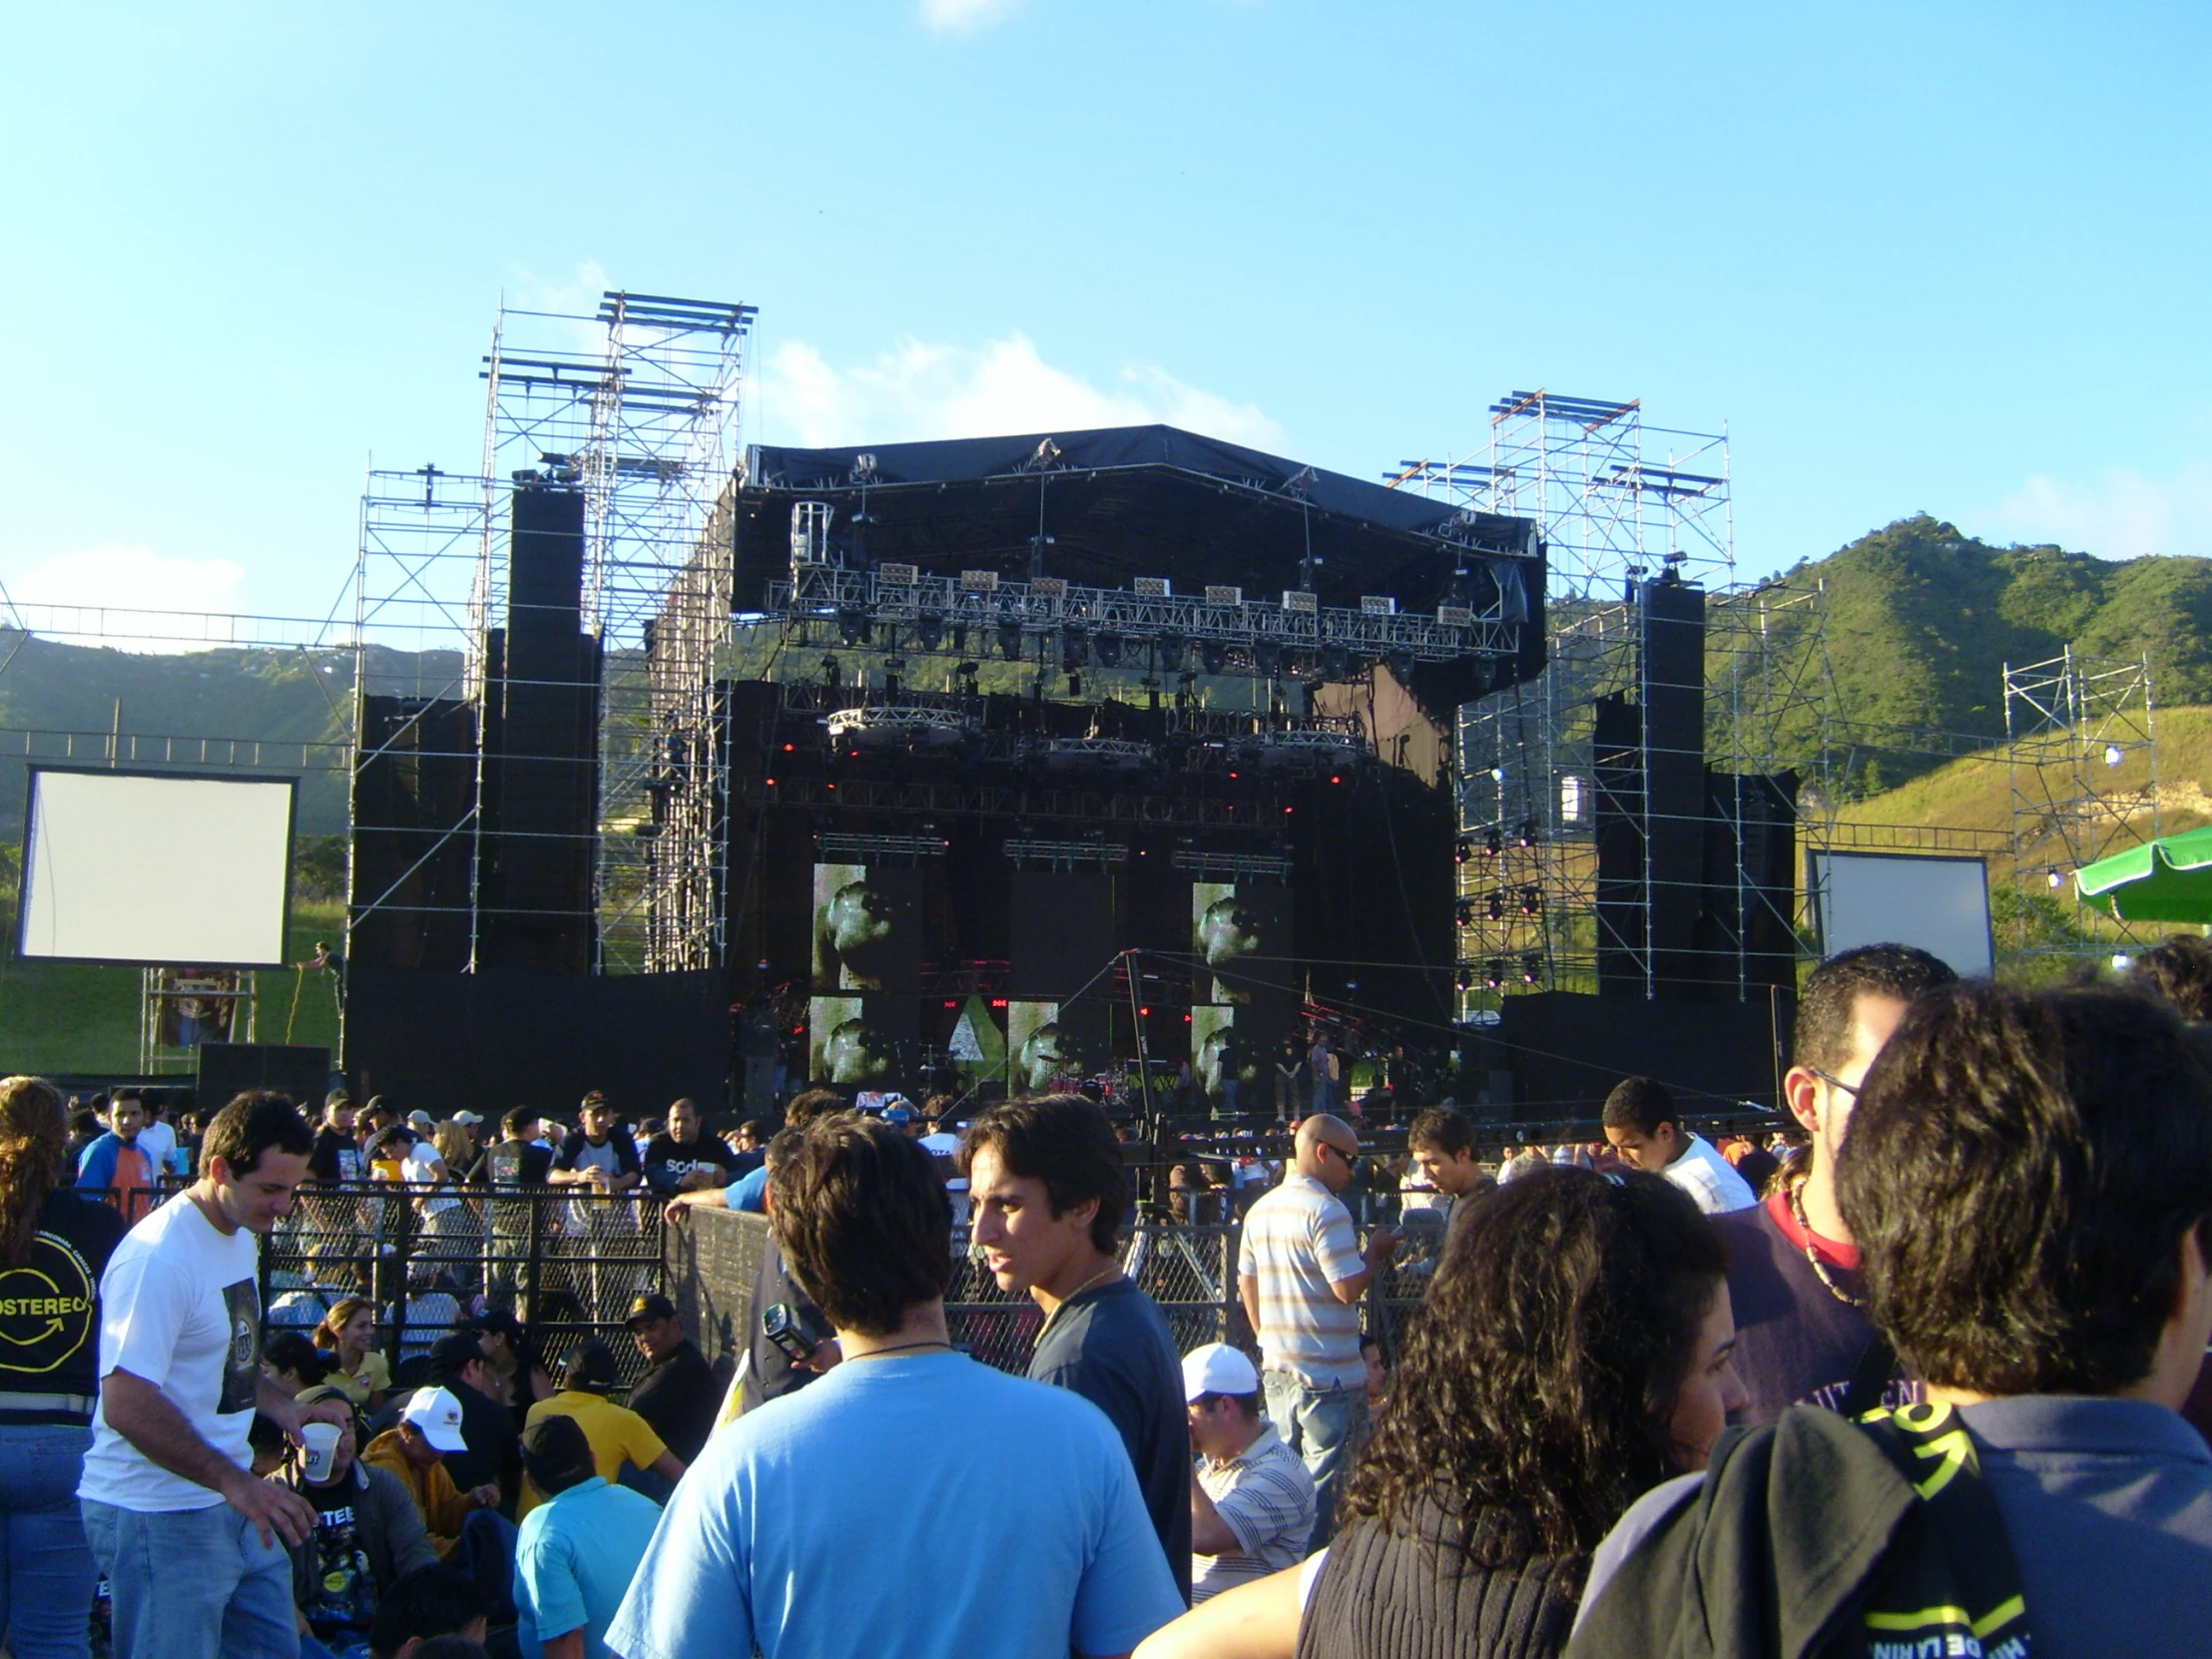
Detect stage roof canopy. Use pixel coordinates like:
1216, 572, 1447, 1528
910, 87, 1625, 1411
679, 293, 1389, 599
736, 423, 1539, 618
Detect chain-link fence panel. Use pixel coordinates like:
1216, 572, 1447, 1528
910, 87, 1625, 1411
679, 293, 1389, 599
260, 1183, 668, 1393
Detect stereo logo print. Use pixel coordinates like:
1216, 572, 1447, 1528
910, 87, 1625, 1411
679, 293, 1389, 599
0, 1233, 98, 1376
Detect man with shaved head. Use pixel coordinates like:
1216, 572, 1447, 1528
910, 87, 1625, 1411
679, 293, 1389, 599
1236, 1114, 1395, 1549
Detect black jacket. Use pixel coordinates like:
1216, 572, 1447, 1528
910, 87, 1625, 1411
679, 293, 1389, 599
1566, 1403, 2030, 1659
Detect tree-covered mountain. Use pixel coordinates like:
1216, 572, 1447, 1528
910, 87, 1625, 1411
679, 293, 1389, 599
1711, 514, 2212, 795
0, 632, 461, 834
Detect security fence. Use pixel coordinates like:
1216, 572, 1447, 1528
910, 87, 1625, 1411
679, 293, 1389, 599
669, 1205, 1443, 1381
259, 1181, 668, 1389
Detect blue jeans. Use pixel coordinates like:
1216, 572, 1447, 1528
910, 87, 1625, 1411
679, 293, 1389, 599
456, 1507, 519, 1623
1262, 1370, 1370, 1551
0, 1422, 98, 1659
80, 1497, 297, 1659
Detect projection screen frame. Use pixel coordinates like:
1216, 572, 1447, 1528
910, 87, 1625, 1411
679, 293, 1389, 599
1808, 847, 1995, 979
15, 765, 299, 969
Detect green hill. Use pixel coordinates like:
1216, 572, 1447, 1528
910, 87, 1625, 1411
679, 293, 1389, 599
1714, 514, 2212, 796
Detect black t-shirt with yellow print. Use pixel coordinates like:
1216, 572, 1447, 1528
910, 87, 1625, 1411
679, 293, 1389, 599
0, 1187, 128, 1412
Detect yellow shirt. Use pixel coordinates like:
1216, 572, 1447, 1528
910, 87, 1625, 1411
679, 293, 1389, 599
321, 1349, 393, 1406
519, 1389, 669, 1514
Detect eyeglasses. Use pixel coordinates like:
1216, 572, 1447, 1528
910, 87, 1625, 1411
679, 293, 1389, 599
1810, 1067, 1861, 1099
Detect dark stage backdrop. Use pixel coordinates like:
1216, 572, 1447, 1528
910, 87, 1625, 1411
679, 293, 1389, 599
1484, 990, 1791, 1121
345, 967, 730, 1119
1009, 872, 1116, 1000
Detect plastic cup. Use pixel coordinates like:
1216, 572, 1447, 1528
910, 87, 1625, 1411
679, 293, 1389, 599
299, 1420, 340, 1483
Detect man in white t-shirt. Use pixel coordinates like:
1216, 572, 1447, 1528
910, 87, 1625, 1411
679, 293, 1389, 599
79, 1090, 351, 1659
133, 1093, 180, 1176
1599, 1075, 1758, 1215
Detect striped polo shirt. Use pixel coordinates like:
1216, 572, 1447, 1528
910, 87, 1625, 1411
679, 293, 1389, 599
1194, 1421, 1318, 1601
1238, 1172, 1367, 1387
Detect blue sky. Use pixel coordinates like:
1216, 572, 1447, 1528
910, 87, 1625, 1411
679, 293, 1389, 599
2, 0, 2207, 626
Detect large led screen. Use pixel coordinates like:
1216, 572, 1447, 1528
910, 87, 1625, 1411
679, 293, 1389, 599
808, 994, 917, 1087
812, 863, 922, 992
1192, 881, 1294, 1004
16, 768, 296, 967
1809, 850, 1994, 979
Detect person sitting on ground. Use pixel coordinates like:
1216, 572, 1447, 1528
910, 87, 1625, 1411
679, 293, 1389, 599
1571, 982, 2212, 1659
622, 1293, 719, 1465
413, 1333, 522, 1515
1599, 1077, 1757, 1215
512, 1412, 662, 1659
366, 1563, 489, 1659
313, 1295, 393, 1410
520, 1342, 683, 1513
1182, 1343, 1316, 1604
362, 1386, 504, 1558
279, 1384, 440, 1652
264, 1328, 341, 1396
1137, 1166, 1745, 1659
1713, 942, 1954, 1424
606, 1112, 1185, 1659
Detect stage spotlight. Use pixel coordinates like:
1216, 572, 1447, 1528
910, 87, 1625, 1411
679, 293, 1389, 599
1199, 639, 1229, 676
1455, 966, 1473, 992
1454, 839, 1472, 864
2046, 868, 2064, 889
1386, 649, 1414, 683
1254, 640, 1283, 677
1454, 899, 1474, 927
1484, 959, 1506, 989
1518, 885, 1540, 916
1520, 952, 1542, 984
1061, 626, 1090, 668
836, 606, 870, 646
1487, 891, 1504, 922
1156, 632, 1188, 673
915, 614, 944, 651
1319, 644, 1352, 681
2105, 744, 2125, 767
1517, 820, 1534, 847
1095, 632, 1123, 668
997, 619, 1024, 659
1483, 830, 1502, 858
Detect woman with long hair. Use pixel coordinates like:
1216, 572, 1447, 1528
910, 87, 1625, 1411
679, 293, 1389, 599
1137, 1166, 1746, 1659
310, 1297, 391, 1410
0, 1076, 129, 1658
260, 1330, 338, 1396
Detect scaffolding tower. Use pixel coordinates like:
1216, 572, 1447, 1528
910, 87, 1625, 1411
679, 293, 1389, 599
351, 290, 756, 982
1398, 392, 1760, 1004
2005, 648, 2158, 960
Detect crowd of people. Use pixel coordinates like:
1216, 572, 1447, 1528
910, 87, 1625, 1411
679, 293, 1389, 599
3, 938, 2212, 1656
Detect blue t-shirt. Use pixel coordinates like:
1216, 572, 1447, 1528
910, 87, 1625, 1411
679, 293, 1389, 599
726, 1164, 770, 1213
606, 1350, 1184, 1659
514, 1476, 663, 1659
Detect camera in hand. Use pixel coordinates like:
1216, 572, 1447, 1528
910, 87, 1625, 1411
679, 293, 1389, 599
762, 1302, 817, 1364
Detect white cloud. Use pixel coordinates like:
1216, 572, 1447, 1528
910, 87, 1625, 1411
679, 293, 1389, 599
1988, 462, 2212, 560
919, 0, 1023, 31
3, 544, 249, 652
757, 332, 1285, 453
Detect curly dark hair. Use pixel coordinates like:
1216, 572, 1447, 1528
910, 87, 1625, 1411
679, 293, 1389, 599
2125, 933, 2212, 1023
1841, 982, 2212, 1394
1343, 1166, 1725, 1567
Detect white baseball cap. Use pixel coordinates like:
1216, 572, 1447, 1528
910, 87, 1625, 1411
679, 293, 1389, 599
1181, 1342, 1261, 1401
399, 1385, 471, 1453
452, 1111, 484, 1126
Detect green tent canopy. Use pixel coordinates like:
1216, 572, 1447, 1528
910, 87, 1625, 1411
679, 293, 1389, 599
2074, 825, 2212, 924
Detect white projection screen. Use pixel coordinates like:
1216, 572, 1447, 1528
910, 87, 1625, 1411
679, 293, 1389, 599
1810, 850, 1994, 979
16, 768, 297, 966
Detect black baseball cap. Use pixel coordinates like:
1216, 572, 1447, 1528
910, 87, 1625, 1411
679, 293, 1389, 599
625, 1293, 678, 1327
426, 1333, 485, 1378
560, 1340, 620, 1393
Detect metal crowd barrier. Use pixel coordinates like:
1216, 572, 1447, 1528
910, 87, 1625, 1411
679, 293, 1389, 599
259, 1181, 668, 1389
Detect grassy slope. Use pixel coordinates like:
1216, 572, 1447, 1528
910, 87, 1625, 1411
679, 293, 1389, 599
0, 897, 345, 1076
